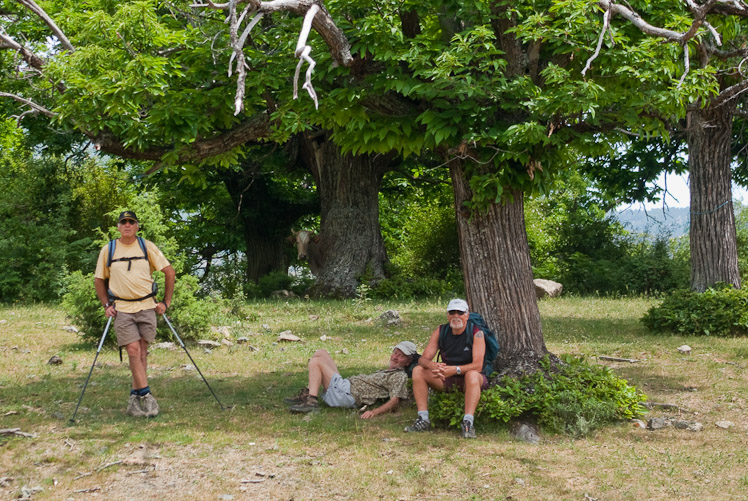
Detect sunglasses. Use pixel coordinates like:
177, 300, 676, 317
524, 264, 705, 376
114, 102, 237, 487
119, 219, 137, 225
448, 310, 466, 315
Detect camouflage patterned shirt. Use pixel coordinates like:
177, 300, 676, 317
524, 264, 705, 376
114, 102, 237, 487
349, 369, 409, 406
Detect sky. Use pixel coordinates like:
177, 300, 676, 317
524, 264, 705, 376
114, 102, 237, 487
636, 172, 748, 209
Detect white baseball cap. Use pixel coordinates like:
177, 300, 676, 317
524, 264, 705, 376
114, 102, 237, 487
394, 341, 417, 356
447, 298, 469, 313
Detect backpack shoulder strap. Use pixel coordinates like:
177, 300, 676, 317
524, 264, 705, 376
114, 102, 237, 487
137, 236, 149, 262
437, 323, 450, 362
106, 239, 116, 268
465, 319, 477, 348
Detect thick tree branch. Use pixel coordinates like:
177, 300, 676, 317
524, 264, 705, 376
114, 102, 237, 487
711, 0, 748, 16
0, 27, 54, 77
94, 113, 271, 163
709, 78, 748, 108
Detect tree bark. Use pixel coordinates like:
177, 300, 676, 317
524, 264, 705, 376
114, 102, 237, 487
301, 134, 391, 298
687, 104, 741, 292
449, 160, 550, 377
220, 165, 317, 282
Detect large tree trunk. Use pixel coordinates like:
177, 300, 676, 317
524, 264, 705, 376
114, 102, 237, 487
449, 160, 550, 377
687, 104, 741, 292
221, 163, 317, 282
302, 134, 391, 298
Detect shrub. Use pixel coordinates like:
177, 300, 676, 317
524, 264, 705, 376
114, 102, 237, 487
641, 284, 748, 336
62, 271, 220, 345
257, 271, 294, 297
429, 355, 647, 437
368, 271, 464, 300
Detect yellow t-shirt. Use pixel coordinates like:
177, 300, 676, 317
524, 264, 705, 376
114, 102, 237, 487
94, 238, 171, 314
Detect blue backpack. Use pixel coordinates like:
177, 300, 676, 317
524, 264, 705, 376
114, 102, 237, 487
439, 312, 500, 376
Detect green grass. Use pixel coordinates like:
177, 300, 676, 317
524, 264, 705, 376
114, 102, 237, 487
1, 297, 747, 499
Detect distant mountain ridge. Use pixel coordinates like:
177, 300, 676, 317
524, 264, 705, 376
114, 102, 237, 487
613, 206, 690, 238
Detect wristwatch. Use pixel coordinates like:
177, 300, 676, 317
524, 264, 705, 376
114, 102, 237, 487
455, 366, 462, 375
104, 302, 111, 308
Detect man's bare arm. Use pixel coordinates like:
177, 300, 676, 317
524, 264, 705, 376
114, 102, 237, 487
417, 327, 442, 370
360, 397, 401, 419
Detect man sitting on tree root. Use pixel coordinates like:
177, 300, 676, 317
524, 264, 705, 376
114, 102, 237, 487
285, 341, 418, 418
405, 298, 487, 438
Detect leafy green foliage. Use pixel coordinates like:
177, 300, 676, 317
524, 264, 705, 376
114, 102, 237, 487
642, 284, 748, 336
374, 176, 463, 298
735, 203, 748, 286
430, 355, 647, 437
0, 121, 75, 302
61, 194, 220, 343
62, 270, 220, 344
526, 172, 688, 295
257, 272, 294, 297
368, 272, 463, 301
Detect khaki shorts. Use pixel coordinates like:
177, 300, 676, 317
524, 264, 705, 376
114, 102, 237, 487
114, 309, 157, 347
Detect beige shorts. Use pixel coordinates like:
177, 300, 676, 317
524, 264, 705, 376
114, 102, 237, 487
114, 309, 157, 347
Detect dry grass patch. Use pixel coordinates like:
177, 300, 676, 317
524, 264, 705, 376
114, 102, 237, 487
1, 298, 747, 499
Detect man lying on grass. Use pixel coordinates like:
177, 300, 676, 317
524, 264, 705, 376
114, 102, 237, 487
285, 341, 418, 418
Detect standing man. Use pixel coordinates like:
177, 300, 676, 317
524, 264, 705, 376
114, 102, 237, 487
405, 299, 487, 438
285, 341, 418, 418
94, 211, 175, 418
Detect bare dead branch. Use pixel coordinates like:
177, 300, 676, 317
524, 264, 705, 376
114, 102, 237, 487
582, 6, 611, 76
597, 1, 683, 40
15, 0, 74, 52
740, 56, 748, 78
590, 1, 730, 87
192, 0, 351, 114
678, 45, 690, 88
0, 91, 56, 117
0, 29, 22, 51
711, 0, 748, 16
293, 4, 319, 108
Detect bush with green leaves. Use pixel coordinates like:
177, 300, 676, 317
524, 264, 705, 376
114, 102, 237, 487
62, 271, 221, 345
641, 284, 748, 336
368, 270, 464, 300
61, 198, 221, 344
429, 355, 647, 437
251, 271, 315, 298
366, 180, 465, 300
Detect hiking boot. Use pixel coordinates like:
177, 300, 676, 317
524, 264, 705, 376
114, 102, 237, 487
126, 394, 146, 417
283, 387, 310, 405
404, 416, 432, 433
289, 395, 319, 414
461, 419, 476, 439
141, 393, 159, 418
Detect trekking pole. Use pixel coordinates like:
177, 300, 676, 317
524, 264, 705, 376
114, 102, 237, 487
69, 316, 113, 423
162, 314, 226, 410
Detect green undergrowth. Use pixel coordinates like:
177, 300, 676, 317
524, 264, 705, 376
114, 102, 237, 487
642, 284, 748, 336
430, 355, 647, 437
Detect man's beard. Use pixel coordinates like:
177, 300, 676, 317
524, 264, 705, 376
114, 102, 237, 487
449, 318, 464, 330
